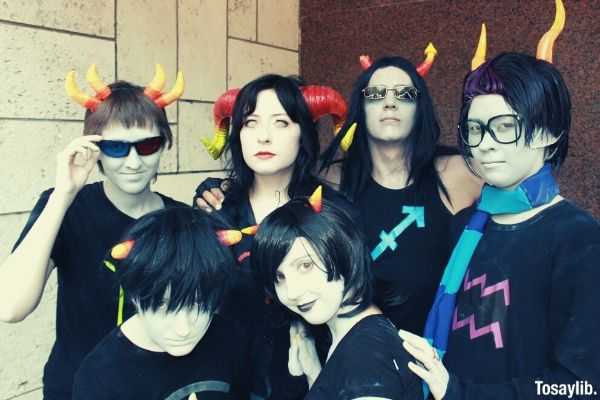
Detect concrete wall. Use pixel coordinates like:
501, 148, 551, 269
0, 0, 299, 398
300, 0, 600, 219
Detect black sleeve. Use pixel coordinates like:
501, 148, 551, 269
445, 239, 600, 400
191, 177, 226, 208
12, 188, 64, 262
72, 361, 111, 400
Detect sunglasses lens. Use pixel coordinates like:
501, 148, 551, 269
394, 87, 418, 101
135, 137, 164, 156
99, 141, 131, 157
363, 86, 386, 99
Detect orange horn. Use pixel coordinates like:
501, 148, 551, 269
86, 64, 111, 100
308, 185, 323, 213
65, 71, 102, 111
154, 71, 185, 108
471, 23, 487, 71
536, 0, 565, 63
359, 54, 373, 70
416, 42, 438, 78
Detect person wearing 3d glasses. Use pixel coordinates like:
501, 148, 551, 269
0, 65, 186, 400
400, 2, 600, 398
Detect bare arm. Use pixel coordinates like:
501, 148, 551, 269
436, 155, 483, 215
0, 135, 101, 322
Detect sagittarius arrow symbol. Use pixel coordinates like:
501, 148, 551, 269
370, 206, 425, 261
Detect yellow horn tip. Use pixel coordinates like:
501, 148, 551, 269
425, 42, 438, 56
340, 122, 357, 152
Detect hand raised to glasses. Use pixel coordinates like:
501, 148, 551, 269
399, 329, 449, 400
55, 135, 102, 200
289, 321, 322, 388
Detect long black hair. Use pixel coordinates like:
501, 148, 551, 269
321, 56, 452, 202
226, 74, 321, 200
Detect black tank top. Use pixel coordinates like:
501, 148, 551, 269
356, 175, 453, 334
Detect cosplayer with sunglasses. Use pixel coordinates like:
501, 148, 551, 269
0, 65, 185, 400
193, 74, 355, 399
196, 48, 481, 337
73, 207, 249, 399
251, 188, 421, 399
318, 47, 481, 335
401, 2, 600, 399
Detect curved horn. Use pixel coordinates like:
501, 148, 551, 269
144, 64, 166, 100
536, 0, 565, 63
201, 88, 240, 160
359, 54, 373, 70
471, 24, 487, 71
416, 42, 438, 77
301, 85, 348, 132
86, 64, 111, 100
65, 71, 102, 111
338, 122, 357, 152
154, 71, 185, 108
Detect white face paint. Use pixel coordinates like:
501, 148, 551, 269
240, 89, 301, 178
364, 66, 417, 143
468, 94, 547, 189
99, 123, 163, 195
274, 238, 345, 326
137, 299, 213, 357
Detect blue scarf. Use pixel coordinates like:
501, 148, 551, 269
422, 164, 559, 398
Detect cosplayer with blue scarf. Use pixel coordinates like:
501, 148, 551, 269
400, 1, 600, 399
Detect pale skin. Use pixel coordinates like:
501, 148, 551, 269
0, 126, 164, 322
197, 68, 481, 215
0, 135, 102, 322
398, 95, 563, 400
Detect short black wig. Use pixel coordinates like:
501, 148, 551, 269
459, 52, 571, 168
117, 207, 234, 314
251, 198, 373, 319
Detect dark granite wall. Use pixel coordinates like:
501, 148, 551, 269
300, 0, 600, 218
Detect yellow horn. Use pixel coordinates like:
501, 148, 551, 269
154, 71, 184, 108
65, 71, 101, 111
471, 23, 487, 71
201, 128, 228, 160
144, 64, 166, 99
339, 122, 357, 152
536, 0, 566, 63
86, 64, 111, 100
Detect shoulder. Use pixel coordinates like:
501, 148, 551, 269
435, 154, 482, 214
326, 317, 420, 398
74, 328, 123, 389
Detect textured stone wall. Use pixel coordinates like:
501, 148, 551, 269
0, 0, 299, 398
300, 0, 600, 218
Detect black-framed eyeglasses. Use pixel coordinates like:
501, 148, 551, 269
459, 114, 522, 147
362, 85, 419, 102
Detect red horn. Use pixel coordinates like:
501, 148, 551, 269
213, 88, 240, 129
301, 85, 348, 132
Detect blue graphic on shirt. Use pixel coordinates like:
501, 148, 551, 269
370, 206, 425, 261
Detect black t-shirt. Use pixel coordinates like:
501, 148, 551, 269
444, 201, 600, 399
72, 315, 249, 399
306, 314, 421, 400
195, 181, 359, 400
356, 175, 452, 334
13, 182, 184, 400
